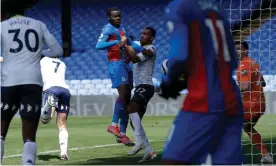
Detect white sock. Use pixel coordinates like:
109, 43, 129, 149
120, 132, 126, 136
22, 141, 37, 165
140, 127, 153, 153
59, 128, 68, 156
1, 136, 4, 162
130, 112, 143, 145
111, 122, 118, 126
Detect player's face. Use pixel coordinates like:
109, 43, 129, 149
109, 11, 121, 27
236, 44, 247, 60
140, 29, 153, 45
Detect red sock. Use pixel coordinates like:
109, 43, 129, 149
248, 131, 268, 157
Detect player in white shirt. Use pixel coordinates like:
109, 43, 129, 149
40, 57, 71, 160
1, 2, 63, 165
125, 27, 157, 162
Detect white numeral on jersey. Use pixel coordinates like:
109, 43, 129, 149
205, 19, 231, 62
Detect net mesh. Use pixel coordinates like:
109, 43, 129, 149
221, 0, 276, 164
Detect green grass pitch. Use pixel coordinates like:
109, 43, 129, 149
2, 115, 276, 165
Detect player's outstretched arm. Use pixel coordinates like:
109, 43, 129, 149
41, 22, 63, 57
125, 45, 140, 63
95, 27, 120, 50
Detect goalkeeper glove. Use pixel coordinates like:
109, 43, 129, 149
159, 81, 181, 100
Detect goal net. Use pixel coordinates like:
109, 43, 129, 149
221, 0, 275, 164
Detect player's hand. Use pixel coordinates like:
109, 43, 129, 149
118, 36, 127, 48
121, 36, 127, 43
125, 45, 135, 56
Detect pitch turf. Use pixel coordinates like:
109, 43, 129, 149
2, 115, 276, 165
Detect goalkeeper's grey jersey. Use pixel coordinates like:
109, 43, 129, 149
1, 15, 59, 86
133, 41, 156, 87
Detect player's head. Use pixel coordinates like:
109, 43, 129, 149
2, 0, 37, 19
235, 41, 249, 60
140, 27, 156, 46
107, 7, 121, 27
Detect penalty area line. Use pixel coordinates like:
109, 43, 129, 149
4, 140, 165, 159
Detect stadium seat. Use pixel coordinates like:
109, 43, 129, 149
84, 84, 95, 90
81, 79, 91, 85
91, 79, 102, 84
70, 80, 81, 85
102, 79, 112, 84
78, 89, 89, 95
110, 89, 118, 95
74, 84, 83, 90
95, 84, 105, 90
70, 89, 77, 95
100, 88, 110, 95
106, 83, 112, 89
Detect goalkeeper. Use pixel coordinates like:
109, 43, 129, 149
235, 41, 273, 163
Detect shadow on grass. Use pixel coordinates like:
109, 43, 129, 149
67, 151, 163, 165
67, 138, 276, 165
37, 154, 60, 161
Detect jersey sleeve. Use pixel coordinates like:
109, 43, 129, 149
162, 22, 189, 84
95, 26, 119, 50
136, 46, 156, 62
41, 22, 63, 57
41, 22, 59, 47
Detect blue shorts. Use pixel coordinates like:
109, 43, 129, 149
42, 86, 71, 114
163, 111, 243, 165
108, 61, 133, 89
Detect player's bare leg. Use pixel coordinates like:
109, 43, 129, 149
127, 102, 156, 162
22, 117, 40, 165
115, 84, 135, 146
1, 119, 13, 162
243, 119, 273, 163
1, 99, 19, 163
56, 112, 69, 160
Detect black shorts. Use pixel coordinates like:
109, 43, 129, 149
131, 84, 154, 110
1, 84, 42, 121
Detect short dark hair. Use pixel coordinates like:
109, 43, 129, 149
235, 41, 249, 50
145, 27, 156, 38
106, 7, 120, 17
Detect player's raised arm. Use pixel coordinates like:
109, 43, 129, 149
95, 26, 120, 50
41, 22, 63, 57
126, 45, 156, 63
162, 22, 188, 85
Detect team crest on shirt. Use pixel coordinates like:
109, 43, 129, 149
98, 33, 104, 41
241, 69, 248, 76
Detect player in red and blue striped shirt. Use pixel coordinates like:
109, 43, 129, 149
160, 0, 244, 165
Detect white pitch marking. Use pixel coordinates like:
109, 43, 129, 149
4, 140, 164, 159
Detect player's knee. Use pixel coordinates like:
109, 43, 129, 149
243, 124, 252, 133
23, 139, 35, 143
127, 102, 139, 114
